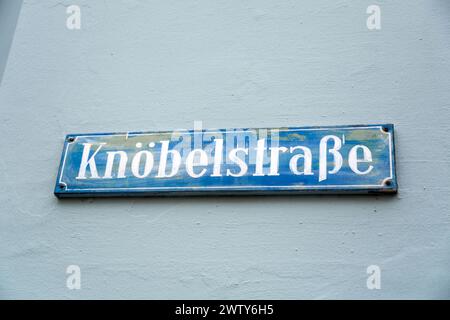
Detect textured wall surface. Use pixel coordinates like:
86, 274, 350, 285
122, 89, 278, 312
0, 0, 22, 84
0, 0, 449, 299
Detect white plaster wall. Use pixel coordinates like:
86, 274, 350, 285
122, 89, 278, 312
0, 0, 449, 299
0, 0, 22, 84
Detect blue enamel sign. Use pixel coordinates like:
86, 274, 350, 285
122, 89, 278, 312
54, 124, 397, 197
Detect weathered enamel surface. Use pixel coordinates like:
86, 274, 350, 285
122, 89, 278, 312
54, 124, 397, 197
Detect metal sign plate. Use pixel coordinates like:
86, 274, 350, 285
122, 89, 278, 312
54, 124, 397, 197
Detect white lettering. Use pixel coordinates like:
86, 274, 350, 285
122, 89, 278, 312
76, 143, 105, 179
103, 151, 127, 178
131, 151, 154, 178
253, 139, 266, 176
226, 148, 248, 177
289, 146, 313, 175
211, 138, 223, 177
319, 135, 343, 182
268, 146, 288, 176
186, 149, 208, 178
157, 140, 181, 178
349, 145, 373, 175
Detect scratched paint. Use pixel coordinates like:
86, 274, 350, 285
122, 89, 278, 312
55, 124, 397, 197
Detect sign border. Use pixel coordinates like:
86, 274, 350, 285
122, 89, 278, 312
54, 124, 397, 197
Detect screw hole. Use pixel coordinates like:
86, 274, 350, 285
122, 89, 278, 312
67, 136, 75, 142
384, 180, 392, 186
59, 183, 66, 189
382, 126, 389, 133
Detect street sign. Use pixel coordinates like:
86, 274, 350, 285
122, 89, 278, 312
54, 124, 397, 197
